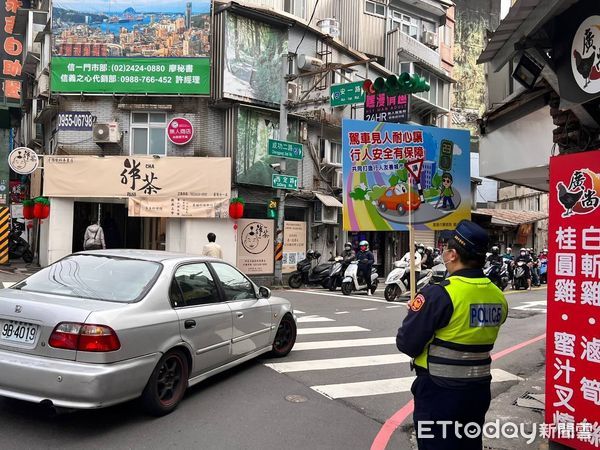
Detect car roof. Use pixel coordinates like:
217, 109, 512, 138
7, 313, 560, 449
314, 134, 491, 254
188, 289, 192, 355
75, 249, 223, 264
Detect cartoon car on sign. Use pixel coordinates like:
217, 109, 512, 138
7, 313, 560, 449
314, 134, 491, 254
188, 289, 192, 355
378, 185, 421, 215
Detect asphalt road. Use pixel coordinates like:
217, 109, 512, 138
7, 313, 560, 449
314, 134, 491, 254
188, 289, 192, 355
0, 279, 548, 450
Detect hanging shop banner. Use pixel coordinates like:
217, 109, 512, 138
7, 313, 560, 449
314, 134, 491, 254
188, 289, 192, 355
57, 111, 94, 131
546, 149, 600, 450
51, 1, 211, 95
8, 147, 39, 175
1, 0, 30, 106
236, 219, 274, 275
342, 119, 470, 231
364, 93, 409, 123
283, 221, 307, 274
128, 197, 229, 218
44, 156, 231, 199
167, 117, 194, 145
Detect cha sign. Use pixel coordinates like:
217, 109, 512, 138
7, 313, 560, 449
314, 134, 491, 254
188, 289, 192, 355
167, 118, 194, 145
8, 147, 39, 175
546, 149, 600, 450
342, 119, 470, 231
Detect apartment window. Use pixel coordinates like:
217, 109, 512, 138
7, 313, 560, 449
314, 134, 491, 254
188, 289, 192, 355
390, 10, 418, 38
284, 0, 306, 18
332, 68, 354, 85
131, 112, 167, 155
365, 0, 386, 18
443, 24, 453, 46
399, 62, 413, 74
330, 141, 342, 165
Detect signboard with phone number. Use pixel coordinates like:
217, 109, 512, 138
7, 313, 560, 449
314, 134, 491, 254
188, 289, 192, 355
57, 112, 94, 131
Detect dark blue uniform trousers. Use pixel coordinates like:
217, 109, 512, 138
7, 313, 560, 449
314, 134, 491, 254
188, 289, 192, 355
412, 375, 491, 450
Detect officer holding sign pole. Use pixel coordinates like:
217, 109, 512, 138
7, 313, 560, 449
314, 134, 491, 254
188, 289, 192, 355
396, 220, 508, 450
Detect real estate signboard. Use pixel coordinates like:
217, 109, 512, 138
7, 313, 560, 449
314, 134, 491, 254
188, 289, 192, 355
51, 1, 211, 94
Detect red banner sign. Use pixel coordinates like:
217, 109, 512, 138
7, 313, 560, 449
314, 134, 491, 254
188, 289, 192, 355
546, 149, 600, 449
167, 117, 194, 145
0, 0, 29, 105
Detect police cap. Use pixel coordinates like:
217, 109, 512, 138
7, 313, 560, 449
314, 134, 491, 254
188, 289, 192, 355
440, 220, 488, 256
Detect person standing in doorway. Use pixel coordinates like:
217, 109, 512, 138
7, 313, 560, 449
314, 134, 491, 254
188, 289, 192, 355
396, 220, 508, 450
83, 221, 106, 250
202, 232, 223, 259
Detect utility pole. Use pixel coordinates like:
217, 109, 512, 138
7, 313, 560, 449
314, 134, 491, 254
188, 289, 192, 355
274, 54, 288, 286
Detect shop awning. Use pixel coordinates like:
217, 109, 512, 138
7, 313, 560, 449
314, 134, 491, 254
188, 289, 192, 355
472, 208, 548, 226
315, 192, 343, 208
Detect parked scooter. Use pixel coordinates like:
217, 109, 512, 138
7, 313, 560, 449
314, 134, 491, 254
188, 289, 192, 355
484, 261, 509, 291
430, 256, 447, 284
512, 260, 529, 290
288, 250, 333, 289
384, 261, 434, 302
9, 220, 33, 263
341, 261, 379, 295
327, 256, 347, 291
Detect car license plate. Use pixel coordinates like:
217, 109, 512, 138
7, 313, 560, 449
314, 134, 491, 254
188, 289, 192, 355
0, 320, 39, 345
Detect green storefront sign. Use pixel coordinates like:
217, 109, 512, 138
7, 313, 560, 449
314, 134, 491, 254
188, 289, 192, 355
268, 139, 303, 160
330, 81, 365, 107
272, 174, 298, 190
51, 57, 210, 95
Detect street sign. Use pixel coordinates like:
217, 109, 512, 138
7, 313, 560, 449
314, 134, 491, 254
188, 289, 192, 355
268, 139, 303, 160
439, 139, 454, 171
272, 174, 298, 190
330, 81, 365, 107
405, 159, 424, 180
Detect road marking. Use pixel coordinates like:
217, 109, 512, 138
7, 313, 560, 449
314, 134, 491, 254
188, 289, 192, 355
504, 286, 547, 295
2, 282, 14, 289
297, 316, 335, 323
361, 308, 378, 311
297, 326, 370, 335
266, 354, 410, 373
293, 337, 397, 351
295, 289, 389, 304
512, 300, 547, 313
334, 311, 349, 315
313, 369, 522, 399
386, 305, 404, 308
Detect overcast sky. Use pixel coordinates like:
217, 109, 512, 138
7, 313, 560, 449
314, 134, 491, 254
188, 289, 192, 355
54, 1, 210, 14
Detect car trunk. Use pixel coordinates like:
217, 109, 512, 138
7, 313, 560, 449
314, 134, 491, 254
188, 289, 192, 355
0, 288, 125, 361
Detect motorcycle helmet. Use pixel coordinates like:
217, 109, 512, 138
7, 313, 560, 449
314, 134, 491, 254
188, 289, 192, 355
507, 247, 512, 253
416, 243, 425, 254
542, 248, 548, 254
520, 249, 527, 256
344, 242, 352, 250
491, 246, 499, 254
359, 240, 369, 251
306, 249, 315, 259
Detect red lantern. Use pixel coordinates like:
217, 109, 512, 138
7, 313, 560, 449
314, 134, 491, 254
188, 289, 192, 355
33, 197, 50, 219
22, 200, 34, 220
228, 197, 245, 220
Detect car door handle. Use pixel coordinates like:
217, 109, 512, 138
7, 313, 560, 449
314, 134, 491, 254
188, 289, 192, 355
184, 320, 196, 329
236, 312, 244, 319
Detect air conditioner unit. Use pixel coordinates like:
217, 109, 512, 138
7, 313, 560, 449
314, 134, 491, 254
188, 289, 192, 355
422, 31, 438, 49
321, 138, 342, 166
333, 169, 343, 189
297, 54, 324, 71
287, 81, 299, 102
93, 122, 120, 143
424, 113, 438, 126
37, 73, 49, 97
314, 202, 338, 224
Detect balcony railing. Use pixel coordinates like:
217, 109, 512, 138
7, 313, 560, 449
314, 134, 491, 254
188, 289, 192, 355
385, 28, 441, 72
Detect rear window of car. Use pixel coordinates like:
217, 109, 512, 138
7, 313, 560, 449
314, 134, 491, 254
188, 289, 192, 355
12, 255, 162, 303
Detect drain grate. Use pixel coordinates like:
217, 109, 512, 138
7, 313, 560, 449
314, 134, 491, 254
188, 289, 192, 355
513, 391, 545, 412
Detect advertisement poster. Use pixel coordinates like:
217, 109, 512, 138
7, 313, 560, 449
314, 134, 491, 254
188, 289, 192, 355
128, 197, 228, 218
1, 0, 30, 106
546, 150, 600, 449
236, 219, 274, 275
44, 155, 231, 199
364, 93, 409, 123
283, 221, 307, 274
224, 13, 287, 105
51, 1, 210, 94
342, 119, 470, 231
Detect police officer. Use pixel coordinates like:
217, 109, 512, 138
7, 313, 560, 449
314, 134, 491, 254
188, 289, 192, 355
396, 220, 508, 450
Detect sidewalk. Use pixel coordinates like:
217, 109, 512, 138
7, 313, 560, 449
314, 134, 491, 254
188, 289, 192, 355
0, 262, 41, 287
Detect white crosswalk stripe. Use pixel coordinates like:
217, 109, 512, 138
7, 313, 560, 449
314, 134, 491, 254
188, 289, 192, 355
297, 316, 335, 323
293, 337, 396, 351
265, 354, 410, 373
297, 326, 369, 335
311, 369, 523, 399
2, 282, 15, 289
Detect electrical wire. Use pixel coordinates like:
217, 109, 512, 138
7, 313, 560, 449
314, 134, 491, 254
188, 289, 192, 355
294, 0, 320, 56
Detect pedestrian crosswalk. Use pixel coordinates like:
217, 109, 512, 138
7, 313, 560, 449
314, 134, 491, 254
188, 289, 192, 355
265, 310, 524, 403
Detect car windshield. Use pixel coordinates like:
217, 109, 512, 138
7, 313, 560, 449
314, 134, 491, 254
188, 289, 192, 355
12, 254, 162, 303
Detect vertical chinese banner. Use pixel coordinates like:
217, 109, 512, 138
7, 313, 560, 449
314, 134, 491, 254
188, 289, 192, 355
546, 150, 600, 449
1, 0, 30, 106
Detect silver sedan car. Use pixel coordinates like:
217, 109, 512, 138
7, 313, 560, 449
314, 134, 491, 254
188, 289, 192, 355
0, 250, 297, 415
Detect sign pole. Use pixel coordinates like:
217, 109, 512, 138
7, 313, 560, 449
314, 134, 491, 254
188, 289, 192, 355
274, 54, 288, 286
408, 176, 415, 302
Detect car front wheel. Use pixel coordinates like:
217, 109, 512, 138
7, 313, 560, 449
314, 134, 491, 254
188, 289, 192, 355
141, 349, 189, 416
270, 314, 297, 357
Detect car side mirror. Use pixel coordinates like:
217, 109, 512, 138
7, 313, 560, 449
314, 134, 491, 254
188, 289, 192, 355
259, 286, 271, 299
